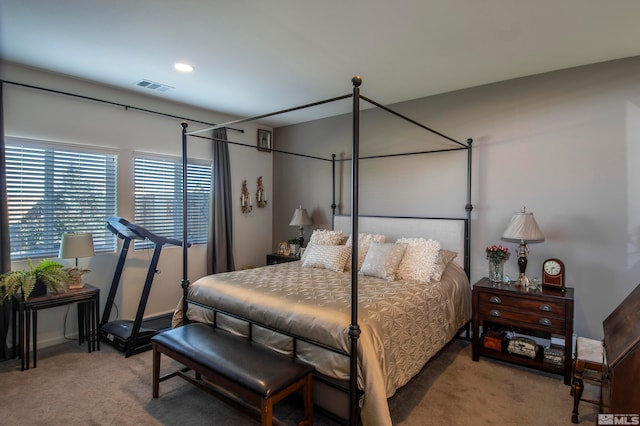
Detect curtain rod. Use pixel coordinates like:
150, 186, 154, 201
0, 80, 244, 133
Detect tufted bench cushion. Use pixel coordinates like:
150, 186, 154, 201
152, 322, 314, 425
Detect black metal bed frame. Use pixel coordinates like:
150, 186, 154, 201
179, 76, 473, 425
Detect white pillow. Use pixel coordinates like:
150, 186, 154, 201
302, 244, 351, 272
396, 237, 441, 282
302, 229, 346, 261
360, 242, 407, 281
308, 229, 345, 245
344, 233, 386, 271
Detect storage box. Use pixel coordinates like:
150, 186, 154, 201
543, 345, 565, 365
483, 330, 506, 352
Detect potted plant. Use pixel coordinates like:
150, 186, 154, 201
288, 238, 301, 256
0, 259, 70, 301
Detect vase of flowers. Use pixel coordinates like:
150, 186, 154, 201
486, 245, 510, 283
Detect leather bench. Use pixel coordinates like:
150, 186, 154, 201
152, 323, 314, 426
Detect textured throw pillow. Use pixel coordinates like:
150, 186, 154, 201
302, 244, 351, 272
431, 249, 458, 281
344, 233, 386, 271
396, 237, 441, 283
360, 242, 408, 281
308, 229, 345, 246
301, 229, 346, 261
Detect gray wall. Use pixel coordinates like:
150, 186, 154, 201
273, 56, 640, 340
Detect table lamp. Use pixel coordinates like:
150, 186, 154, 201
289, 206, 312, 249
59, 232, 95, 288
501, 206, 544, 287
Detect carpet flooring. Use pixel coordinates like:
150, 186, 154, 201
0, 338, 598, 425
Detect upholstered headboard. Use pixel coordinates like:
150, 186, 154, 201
333, 215, 467, 268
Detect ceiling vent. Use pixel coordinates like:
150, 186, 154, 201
135, 79, 174, 92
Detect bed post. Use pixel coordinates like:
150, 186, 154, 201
181, 122, 190, 325
465, 138, 473, 277
331, 153, 337, 229
349, 76, 362, 426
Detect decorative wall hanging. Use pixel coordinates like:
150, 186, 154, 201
257, 129, 272, 152
256, 176, 267, 208
240, 180, 252, 213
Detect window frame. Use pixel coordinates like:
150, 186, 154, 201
4, 137, 118, 261
133, 152, 212, 250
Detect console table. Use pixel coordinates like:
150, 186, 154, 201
12, 284, 100, 370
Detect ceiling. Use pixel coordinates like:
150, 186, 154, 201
2, 0, 640, 127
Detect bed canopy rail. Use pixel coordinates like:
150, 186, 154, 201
179, 76, 472, 425
185, 93, 353, 136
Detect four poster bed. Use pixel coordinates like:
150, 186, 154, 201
173, 77, 473, 425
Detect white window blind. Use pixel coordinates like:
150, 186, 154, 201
5, 139, 118, 260
134, 155, 211, 250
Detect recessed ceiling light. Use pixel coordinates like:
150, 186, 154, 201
174, 63, 193, 73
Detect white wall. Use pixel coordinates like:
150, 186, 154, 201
2, 63, 273, 347
273, 56, 640, 340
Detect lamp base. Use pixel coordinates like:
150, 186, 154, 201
517, 273, 530, 288
65, 267, 89, 289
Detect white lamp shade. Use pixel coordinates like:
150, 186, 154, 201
289, 207, 312, 227
501, 209, 545, 243
59, 232, 95, 259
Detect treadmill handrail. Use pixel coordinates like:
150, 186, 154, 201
107, 217, 145, 241
106, 216, 190, 247
126, 222, 187, 247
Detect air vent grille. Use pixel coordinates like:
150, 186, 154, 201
135, 79, 174, 92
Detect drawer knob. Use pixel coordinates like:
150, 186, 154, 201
489, 309, 501, 317
539, 318, 552, 327
539, 304, 552, 312
489, 296, 501, 304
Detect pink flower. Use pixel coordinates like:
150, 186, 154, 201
486, 244, 510, 261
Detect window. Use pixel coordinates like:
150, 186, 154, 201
5, 139, 118, 260
134, 155, 211, 249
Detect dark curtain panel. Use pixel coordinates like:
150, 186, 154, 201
0, 83, 12, 359
207, 128, 235, 274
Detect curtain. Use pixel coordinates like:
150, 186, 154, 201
207, 127, 235, 274
0, 83, 12, 359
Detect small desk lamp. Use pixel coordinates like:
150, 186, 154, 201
501, 206, 544, 287
59, 232, 95, 288
289, 206, 312, 248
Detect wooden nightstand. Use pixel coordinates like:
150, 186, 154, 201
472, 277, 574, 385
266, 253, 300, 265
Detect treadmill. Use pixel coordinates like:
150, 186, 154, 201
100, 217, 187, 357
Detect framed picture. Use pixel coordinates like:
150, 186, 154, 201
257, 129, 272, 152
277, 241, 291, 256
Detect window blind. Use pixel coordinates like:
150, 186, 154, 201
134, 155, 211, 250
5, 140, 118, 260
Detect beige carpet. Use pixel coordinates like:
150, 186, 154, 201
0, 338, 598, 425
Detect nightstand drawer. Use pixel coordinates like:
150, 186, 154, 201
478, 292, 566, 318
478, 304, 566, 331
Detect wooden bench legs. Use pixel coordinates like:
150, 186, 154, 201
258, 373, 313, 426
152, 326, 314, 426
